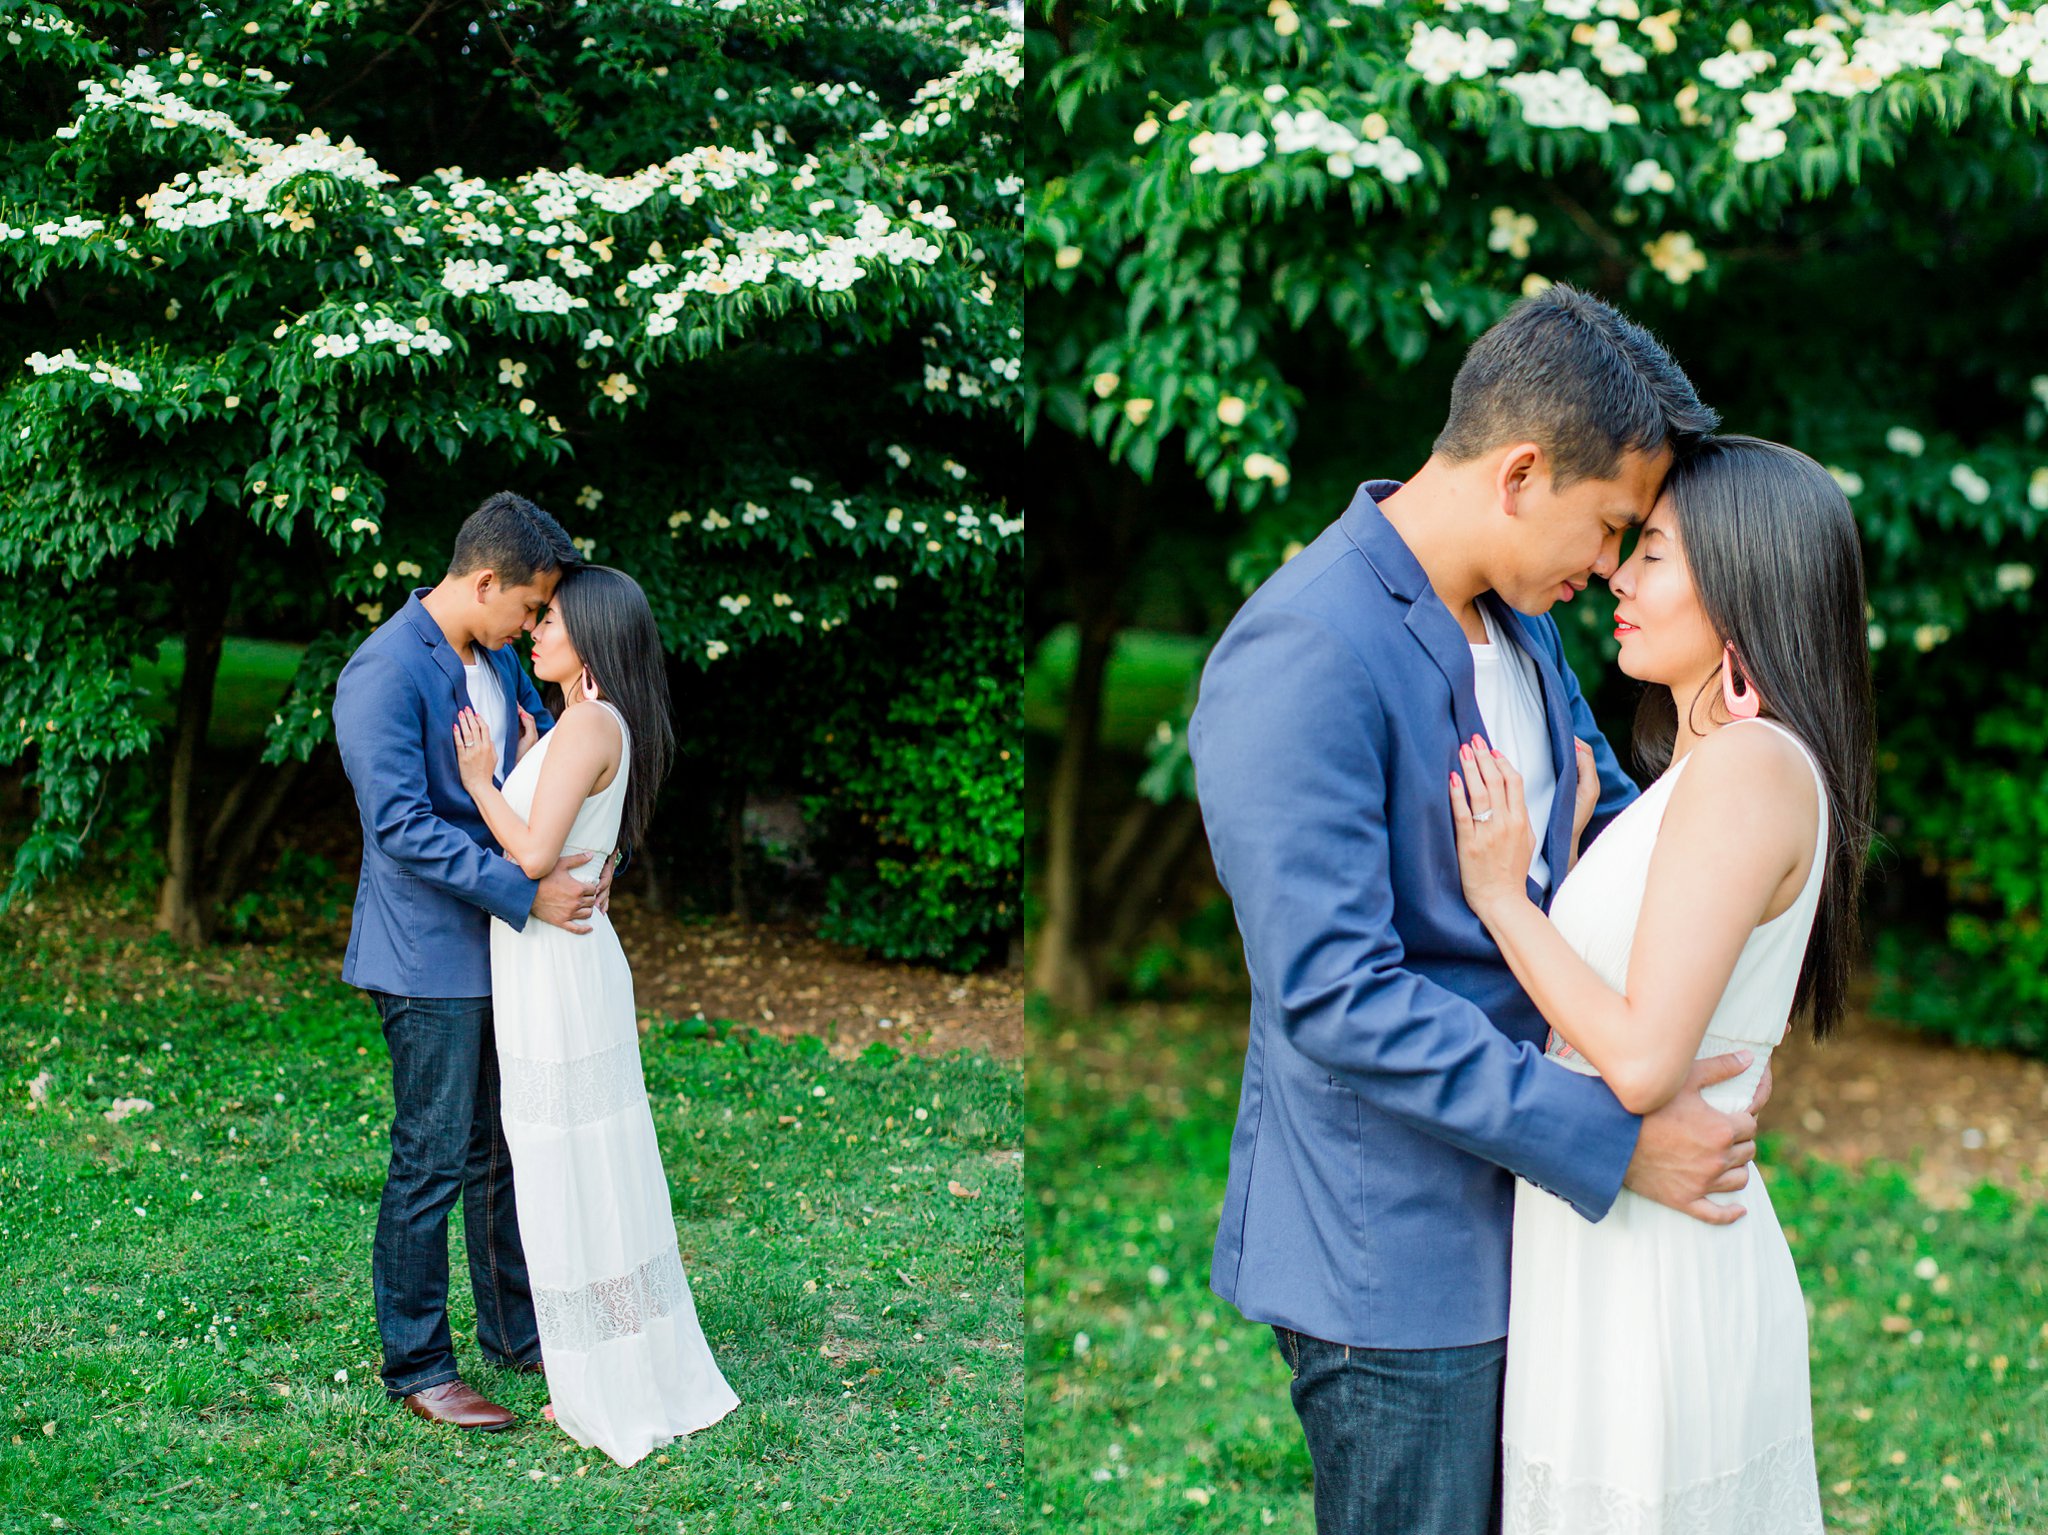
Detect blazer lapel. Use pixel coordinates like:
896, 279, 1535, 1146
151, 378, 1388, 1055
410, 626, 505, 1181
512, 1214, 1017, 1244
1340, 486, 1574, 902
404, 589, 501, 784
1340, 484, 1489, 753
1403, 599, 1489, 750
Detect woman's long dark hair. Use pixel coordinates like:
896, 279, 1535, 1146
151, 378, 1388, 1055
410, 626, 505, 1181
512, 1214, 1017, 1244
543, 564, 674, 859
1631, 435, 1876, 1041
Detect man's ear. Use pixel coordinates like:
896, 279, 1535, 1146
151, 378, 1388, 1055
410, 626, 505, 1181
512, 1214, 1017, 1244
1496, 442, 1543, 519
472, 569, 497, 603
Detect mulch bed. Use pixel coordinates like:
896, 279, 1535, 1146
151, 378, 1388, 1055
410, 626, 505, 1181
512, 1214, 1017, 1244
606, 896, 1023, 1061
7, 879, 1023, 1064
1769, 1010, 2048, 1208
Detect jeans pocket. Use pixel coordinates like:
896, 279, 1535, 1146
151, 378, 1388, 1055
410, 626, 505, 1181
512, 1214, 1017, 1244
1273, 1324, 1303, 1380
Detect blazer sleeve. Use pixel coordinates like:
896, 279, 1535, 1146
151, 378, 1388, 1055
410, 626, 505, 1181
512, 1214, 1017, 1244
1190, 605, 1640, 1222
334, 648, 540, 929
1534, 615, 1639, 846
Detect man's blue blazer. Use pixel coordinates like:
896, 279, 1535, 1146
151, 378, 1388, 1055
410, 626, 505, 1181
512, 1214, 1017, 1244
1189, 481, 1645, 1350
334, 588, 556, 999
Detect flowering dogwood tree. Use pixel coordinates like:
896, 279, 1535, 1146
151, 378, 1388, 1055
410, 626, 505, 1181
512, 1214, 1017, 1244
2, 0, 1022, 961
1029, 0, 2048, 1016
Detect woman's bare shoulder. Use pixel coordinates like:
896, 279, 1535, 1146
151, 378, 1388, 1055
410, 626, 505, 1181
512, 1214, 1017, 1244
1672, 721, 1818, 840
548, 701, 624, 751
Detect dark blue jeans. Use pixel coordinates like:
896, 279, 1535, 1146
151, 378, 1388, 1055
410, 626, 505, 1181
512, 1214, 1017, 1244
369, 991, 541, 1400
1273, 1326, 1506, 1535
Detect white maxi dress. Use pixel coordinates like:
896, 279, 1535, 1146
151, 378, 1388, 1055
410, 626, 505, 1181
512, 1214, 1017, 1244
1502, 717, 1829, 1535
489, 699, 740, 1466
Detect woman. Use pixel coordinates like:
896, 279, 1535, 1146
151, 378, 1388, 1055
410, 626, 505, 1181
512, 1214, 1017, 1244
452, 562, 740, 1467
1448, 436, 1875, 1534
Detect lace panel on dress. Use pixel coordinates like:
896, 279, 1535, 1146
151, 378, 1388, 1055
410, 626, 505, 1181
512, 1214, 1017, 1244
500, 1040, 649, 1128
1504, 1431, 1826, 1535
533, 1243, 690, 1353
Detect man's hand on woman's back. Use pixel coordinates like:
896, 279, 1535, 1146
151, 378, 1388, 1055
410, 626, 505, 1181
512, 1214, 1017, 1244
532, 853, 597, 933
1622, 1051, 1763, 1226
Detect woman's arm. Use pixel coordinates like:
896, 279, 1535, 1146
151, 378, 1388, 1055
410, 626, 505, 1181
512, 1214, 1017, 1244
1450, 726, 1815, 1114
454, 704, 621, 879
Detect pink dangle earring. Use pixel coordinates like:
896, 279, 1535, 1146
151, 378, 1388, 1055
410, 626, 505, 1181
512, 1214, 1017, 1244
1721, 642, 1761, 719
581, 665, 602, 702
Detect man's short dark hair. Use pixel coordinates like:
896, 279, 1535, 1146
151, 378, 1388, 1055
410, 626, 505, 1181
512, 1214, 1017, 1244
1432, 283, 1719, 488
447, 491, 580, 588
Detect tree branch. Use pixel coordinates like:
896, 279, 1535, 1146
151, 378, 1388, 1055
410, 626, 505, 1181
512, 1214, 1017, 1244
305, 0, 448, 115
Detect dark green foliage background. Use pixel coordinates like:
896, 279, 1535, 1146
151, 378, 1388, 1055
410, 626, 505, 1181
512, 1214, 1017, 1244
1026, 0, 2048, 1043
0, 0, 1022, 969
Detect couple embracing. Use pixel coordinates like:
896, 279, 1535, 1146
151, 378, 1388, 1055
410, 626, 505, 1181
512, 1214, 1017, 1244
333, 492, 739, 1467
1191, 285, 1875, 1533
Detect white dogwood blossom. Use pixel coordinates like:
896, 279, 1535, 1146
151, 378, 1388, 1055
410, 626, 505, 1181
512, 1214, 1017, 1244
1622, 158, 1676, 195
1189, 131, 1270, 175
1573, 20, 1646, 77
1267, 109, 1424, 183
441, 259, 510, 296
1499, 67, 1636, 131
497, 276, 591, 314
25, 349, 141, 391
1407, 23, 1518, 84
134, 125, 395, 233
1700, 49, 1777, 89
1698, 6, 2048, 165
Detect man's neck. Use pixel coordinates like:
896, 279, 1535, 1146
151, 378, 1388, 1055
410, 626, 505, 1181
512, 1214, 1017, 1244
1376, 461, 1492, 642
418, 583, 479, 665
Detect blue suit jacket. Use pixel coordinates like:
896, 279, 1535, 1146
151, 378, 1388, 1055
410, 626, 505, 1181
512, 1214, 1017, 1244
334, 589, 557, 998
1189, 481, 1646, 1349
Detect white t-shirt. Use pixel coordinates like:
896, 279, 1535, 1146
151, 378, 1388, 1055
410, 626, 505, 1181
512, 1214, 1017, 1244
1470, 604, 1559, 891
462, 654, 509, 782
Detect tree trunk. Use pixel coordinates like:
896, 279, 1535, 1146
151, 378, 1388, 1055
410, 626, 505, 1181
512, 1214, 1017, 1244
1027, 448, 1159, 1015
727, 787, 751, 924
638, 838, 666, 912
1028, 608, 1118, 1012
155, 570, 230, 944
1103, 801, 1205, 957
153, 517, 302, 947
205, 754, 310, 921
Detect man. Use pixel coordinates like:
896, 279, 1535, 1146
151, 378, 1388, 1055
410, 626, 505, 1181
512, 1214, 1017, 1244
1189, 285, 1771, 1533
333, 491, 618, 1432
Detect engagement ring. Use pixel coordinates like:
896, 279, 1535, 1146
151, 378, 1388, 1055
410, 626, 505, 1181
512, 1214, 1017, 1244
1474, 810, 1493, 823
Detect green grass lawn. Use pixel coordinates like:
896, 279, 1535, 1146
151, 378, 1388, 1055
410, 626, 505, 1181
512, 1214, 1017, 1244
1027, 999, 2048, 1534
132, 638, 308, 751
1023, 627, 1209, 755
1, 915, 1021, 1534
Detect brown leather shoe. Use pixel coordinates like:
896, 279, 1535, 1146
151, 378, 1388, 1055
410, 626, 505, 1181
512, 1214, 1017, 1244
403, 1381, 518, 1432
